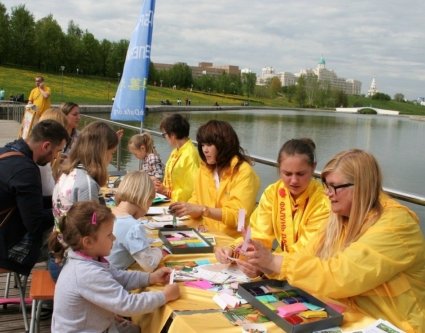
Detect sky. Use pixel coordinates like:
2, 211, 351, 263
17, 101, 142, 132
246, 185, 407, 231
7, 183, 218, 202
2, 0, 424, 100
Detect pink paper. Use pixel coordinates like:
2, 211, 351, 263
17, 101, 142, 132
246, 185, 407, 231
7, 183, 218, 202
184, 280, 213, 290
277, 303, 307, 317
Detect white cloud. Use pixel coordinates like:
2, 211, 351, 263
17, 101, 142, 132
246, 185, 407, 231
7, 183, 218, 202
1, 0, 424, 99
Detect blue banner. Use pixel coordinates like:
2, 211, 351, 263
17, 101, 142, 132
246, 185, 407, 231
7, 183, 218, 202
111, 0, 156, 122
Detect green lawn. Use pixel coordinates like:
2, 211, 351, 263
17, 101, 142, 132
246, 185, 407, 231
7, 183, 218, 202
1, 65, 424, 115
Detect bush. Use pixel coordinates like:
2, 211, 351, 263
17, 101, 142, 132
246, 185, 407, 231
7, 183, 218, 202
358, 108, 377, 114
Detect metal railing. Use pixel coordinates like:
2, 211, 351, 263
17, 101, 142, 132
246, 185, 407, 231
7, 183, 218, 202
82, 114, 425, 207
1, 107, 424, 208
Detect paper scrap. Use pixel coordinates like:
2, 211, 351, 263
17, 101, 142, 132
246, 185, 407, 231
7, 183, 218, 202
169, 269, 175, 284
237, 209, 246, 231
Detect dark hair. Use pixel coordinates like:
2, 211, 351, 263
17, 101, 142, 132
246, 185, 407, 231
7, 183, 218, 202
277, 138, 316, 166
63, 121, 118, 186
60, 102, 79, 116
48, 201, 114, 261
159, 113, 190, 139
30, 119, 69, 146
196, 120, 251, 171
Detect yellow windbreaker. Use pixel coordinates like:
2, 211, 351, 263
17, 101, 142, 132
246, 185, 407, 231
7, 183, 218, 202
278, 195, 425, 332
164, 140, 200, 202
188, 156, 260, 238
250, 179, 330, 252
28, 85, 51, 117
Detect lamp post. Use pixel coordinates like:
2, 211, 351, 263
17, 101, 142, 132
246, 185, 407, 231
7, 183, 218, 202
76, 67, 79, 75
60, 66, 65, 100
117, 72, 121, 84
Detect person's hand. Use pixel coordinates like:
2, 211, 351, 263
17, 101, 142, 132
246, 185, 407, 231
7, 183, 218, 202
242, 240, 282, 275
149, 267, 172, 285
163, 283, 180, 302
215, 246, 234, 264
169, 202, 202, 218
116, 129, 124, 140
154, 179, 166, 195
235, 258, 262, 278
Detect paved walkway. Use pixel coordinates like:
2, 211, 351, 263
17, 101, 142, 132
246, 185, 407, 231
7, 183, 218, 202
0, 120, 20, 146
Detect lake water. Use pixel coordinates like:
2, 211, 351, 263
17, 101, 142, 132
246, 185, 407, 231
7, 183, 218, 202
91, 109, 425, 232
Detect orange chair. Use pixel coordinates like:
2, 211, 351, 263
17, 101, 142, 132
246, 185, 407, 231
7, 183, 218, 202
29, 269, 55, 333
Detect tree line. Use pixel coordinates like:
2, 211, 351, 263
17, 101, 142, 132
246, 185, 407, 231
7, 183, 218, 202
3, 3, 394, 108
0, 3, 128, 78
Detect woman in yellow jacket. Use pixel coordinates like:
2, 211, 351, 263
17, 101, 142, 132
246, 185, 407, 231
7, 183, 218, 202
169, 120, 260, 238
154, 114, 200, 202
215, 138, 330, 263
242, 149, 425, 333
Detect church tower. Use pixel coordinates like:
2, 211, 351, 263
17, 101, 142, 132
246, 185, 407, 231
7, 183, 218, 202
367, 78, 378, 96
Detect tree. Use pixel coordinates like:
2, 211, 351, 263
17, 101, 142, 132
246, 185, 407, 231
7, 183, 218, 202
0, 3, 9, 64
295, 75, 307, 107
33, 15, 65, 71
168, 62, 193, 89
241, 72, 256, 97
270, 76, 282, 97
8, 5, 35, 66
304, 73, 319, 107
394, 93, 405, 102
371, 92, 391, 101
80, 31, 101, 75
99, 39, 112, 76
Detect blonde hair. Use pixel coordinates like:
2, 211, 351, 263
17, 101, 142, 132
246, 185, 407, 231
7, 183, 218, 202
38, 107, 68, 128
128, 133, 156, 155
317, 149, 383, 258
114, 171, 155, 212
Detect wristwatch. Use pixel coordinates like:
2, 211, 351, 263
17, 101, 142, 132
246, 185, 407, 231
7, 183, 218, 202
201, 206, 210, 217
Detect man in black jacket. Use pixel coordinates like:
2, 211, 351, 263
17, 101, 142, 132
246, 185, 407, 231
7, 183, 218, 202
0, 120, 69, 275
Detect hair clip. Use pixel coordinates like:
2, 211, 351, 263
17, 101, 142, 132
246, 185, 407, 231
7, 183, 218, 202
91, 212, 97, 225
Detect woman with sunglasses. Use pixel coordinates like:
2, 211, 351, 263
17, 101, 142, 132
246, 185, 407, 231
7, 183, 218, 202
241, 149, 425, 332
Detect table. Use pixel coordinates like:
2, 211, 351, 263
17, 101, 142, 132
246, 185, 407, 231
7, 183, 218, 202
131, 222, 379, 333
131, 227, 236, 333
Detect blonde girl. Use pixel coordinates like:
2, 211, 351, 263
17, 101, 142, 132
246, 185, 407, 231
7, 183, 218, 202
128, 133, 164, 181
108, 171, 163, 271
49, 201, 180, 333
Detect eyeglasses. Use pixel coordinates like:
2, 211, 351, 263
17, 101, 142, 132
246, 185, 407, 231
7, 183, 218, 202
161, 132, 167, 138
323, 182, 353, 195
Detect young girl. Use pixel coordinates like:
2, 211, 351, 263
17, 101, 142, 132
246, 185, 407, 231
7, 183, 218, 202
128, 133, 164, 181
49, 201, 180, 333
49, 121, 119, 281
108, 170, 163, 271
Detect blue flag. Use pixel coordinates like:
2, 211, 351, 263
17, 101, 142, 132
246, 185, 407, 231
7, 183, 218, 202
111, 0, 156, 122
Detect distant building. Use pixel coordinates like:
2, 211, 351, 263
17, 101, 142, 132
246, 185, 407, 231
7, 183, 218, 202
257, 56, 362, 95
154, 61, 241, 79
367, 77, 378, 97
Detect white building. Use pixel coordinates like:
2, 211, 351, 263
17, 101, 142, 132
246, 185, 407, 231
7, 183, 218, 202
257, 57, 362, 95
367, 78, 378, 97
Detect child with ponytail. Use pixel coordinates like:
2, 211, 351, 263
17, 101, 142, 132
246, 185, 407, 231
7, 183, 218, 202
49, 201, 180, 333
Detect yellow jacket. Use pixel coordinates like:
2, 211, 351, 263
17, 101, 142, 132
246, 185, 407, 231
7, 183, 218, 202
250, 179, 330, 251
278, 195, 425, 332
164, 140, 200, 202
189, 157, 260, 238
28, 86, 51, 117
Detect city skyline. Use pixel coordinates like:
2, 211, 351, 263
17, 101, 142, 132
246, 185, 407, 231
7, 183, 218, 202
1, 0, 424, 100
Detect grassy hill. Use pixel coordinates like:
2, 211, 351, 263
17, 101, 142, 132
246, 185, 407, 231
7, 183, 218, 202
1, 65, 424, 115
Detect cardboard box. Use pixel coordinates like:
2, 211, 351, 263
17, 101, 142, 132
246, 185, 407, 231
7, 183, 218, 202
238, 279, 343, 333
158, 227, 214, 254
